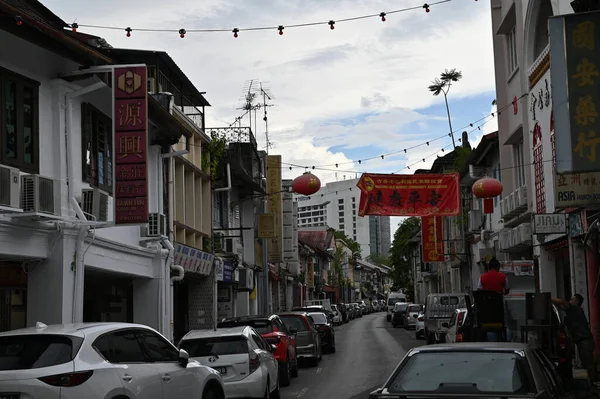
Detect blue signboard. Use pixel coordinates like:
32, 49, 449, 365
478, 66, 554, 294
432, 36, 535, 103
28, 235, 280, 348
223, 260, 235, 283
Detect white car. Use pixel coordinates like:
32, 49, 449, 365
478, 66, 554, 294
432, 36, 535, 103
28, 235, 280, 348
179, 326, 279, 399
0, 322, 225, 399
330, 304, 342, 325
415, 311, 425, 339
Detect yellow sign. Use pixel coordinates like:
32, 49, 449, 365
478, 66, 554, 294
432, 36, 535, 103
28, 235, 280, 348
266, 155, 283, 263
257, 214, 275, 239
306, 258, 314, 287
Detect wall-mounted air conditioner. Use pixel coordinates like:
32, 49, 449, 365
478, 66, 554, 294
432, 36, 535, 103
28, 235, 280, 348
20, 175, 61, 215
468, 209, 483, 232
0, 165, 21, 211
237, 268, 255, 291
144, 213, 167, 237
81, 188, 109, 222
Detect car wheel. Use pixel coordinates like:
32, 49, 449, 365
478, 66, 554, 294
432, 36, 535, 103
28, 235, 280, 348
426, 333, 435, 345
201, 388, 223, 399
271, 376, 281, 399
280, 360, 291, 386
263, 380, 271, 399
415, 330, 419, 340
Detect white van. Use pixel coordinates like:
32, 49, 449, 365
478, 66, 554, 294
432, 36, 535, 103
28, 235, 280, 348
386, 292, 407, 321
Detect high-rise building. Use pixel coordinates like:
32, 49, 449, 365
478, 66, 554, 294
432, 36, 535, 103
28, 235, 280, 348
369, 216, 391, 257
296, 178, 390, 257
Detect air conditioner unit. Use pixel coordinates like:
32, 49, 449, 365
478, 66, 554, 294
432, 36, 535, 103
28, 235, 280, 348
144, 213, 167, 237
509, 192, 517, 213
20, 175, 60, 215
499, 228, 512, 250
81, 188, 109, 222
147, 77, 163, 94
517, 186, 528, 208
0, 165, 21, 210
515, 223, 532, 245
468, 209, 483, 232
237, 268, 255, 291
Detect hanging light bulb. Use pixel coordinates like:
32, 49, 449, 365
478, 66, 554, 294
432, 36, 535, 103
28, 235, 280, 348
179, 28, 186, 38
125, 27, 132, 37
232, 28, 239, 38
379, 12, 386, 22
278, 25, 284, 35
423, 4, 430, 12
328, 20, 335, 30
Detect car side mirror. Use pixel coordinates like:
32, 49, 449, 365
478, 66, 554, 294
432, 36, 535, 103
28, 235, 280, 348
178, 349, 190, 367
289, 328, 298, 335
413, 314, 418, 319
270, 344, 277, 353
441, 322, 449, 328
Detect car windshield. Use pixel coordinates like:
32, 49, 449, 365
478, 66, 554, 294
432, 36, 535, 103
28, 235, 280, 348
180, 336, 248, 357
0, 335, 77, 371
408, 305, 423, 312
308, 312, 328, 324
218, 320, 273, 334
388, 298, 406, 305
280, 315, 309, 331
394, 303, 409, 312
388, 351, 528, 394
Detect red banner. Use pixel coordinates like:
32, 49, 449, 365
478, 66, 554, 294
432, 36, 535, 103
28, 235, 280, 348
113, 66, 149, 224
357, 173, 460, 216
422, 216, 444, 262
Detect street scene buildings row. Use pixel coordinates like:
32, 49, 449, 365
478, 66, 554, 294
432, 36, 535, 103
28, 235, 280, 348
0, 0, 390, 342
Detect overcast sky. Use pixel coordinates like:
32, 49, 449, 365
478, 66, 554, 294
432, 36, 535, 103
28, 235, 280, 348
44, 0, 499, 235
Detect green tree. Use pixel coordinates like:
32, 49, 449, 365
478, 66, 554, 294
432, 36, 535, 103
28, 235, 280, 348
369, 253, 391, 266
389, 217, 420, 299
334, 231, 361, 259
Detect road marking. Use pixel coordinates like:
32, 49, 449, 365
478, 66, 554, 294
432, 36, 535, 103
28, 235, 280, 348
316, 367, 322, 374
297, 387, 308, 397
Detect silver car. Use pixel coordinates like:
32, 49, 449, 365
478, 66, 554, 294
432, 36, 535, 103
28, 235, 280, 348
404, 304, 423, 329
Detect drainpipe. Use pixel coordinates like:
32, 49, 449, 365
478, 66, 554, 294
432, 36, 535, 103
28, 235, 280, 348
70, 198, 89, 323
161, 238, 182, 341
214, 257, 223, 330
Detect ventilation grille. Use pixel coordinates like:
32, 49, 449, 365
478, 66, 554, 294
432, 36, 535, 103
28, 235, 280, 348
147, 213, 167, 237
20, 175, 56, 214
0, 167, 10, 206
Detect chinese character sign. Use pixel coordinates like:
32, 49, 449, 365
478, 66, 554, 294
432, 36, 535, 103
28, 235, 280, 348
357, 173, 460, 217
550, 12, 600, 173
113, 66, 149, 224
421, 216, 444, 262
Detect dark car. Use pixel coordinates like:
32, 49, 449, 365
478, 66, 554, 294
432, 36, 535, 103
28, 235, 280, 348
336, 303, 349, 323
279, 312, 322, 367
369, 343, 569, 398
391, 303, 410, 328
218, 314, 298, 385
293, 306, 335, 323
307, 311, 336, 353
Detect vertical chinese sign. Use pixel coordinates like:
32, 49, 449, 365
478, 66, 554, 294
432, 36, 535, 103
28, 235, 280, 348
550, 11, 600, 174
266, 155, 283, 263
421, 216, 444, 262
113, 67, 149, 224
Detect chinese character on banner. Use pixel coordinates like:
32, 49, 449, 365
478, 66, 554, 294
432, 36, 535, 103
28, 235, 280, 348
357, 173, 460, 217
421, 216, 444, 262
113, 66, 149, 225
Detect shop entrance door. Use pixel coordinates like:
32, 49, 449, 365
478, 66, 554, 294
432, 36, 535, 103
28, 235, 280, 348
0, 288, 27, 332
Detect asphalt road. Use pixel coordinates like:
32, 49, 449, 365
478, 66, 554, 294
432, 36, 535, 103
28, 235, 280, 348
279, 312, 423, 399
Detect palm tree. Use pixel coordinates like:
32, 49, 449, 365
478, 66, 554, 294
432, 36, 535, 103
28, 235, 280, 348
428, 69, 463, 149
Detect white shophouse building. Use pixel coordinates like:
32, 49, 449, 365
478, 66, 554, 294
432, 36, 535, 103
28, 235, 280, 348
0, 5, 204, 339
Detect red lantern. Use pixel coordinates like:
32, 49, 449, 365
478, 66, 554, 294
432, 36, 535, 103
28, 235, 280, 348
292, 172, 321, 196
472, 177, 503, 214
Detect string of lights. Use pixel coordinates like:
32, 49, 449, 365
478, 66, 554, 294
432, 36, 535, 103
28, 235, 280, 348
50, 1, 464, 39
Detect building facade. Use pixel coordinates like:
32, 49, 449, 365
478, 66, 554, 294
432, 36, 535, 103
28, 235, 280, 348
369, 216, 391, 257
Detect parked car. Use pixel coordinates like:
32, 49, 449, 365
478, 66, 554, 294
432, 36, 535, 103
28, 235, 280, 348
351, 303, 363, 317
279, 312, 322, 366
338, 303, 350, 323
386, 292, 407, 321
444, 308, 469, 343
414, 310, 425, 339
330, 304, 343, 325
391, 302, 410, 328
293, 306, 335, 323
368, 343, 569, 398
0, 322, 226, 399
179, 326, 278, 399
217, 315, 298, 386
424, 293, 469, 344
307, 312, 336, 353
404, 304, 423, 330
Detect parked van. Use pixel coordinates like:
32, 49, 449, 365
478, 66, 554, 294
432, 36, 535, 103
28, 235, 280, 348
386, 292, 407, 321
424, 293, 470, 344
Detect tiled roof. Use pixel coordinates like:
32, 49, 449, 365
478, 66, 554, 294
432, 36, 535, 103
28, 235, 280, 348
298, 230, 335, 253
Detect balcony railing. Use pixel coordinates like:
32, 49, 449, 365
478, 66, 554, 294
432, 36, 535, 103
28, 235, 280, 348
148, 68, 204, 130
205, 127, 257, 147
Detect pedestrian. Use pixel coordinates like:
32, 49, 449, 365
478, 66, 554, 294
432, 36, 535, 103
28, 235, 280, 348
477, 257, 511, 342
552, 294, 598, 385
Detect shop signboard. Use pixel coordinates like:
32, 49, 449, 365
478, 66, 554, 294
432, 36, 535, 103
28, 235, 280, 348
555, 171, 600, 207
112, 66, 149, 224
222, 260, 235, 283
357, 173, 460, 216
174, 243, 214, 276
421, 216, 444, 262
532, 213, 567, 235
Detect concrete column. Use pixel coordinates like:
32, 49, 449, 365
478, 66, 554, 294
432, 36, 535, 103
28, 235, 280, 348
236, 291, 250, 316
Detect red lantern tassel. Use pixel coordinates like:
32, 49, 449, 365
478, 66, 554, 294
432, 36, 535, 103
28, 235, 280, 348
483, 198, 494, 214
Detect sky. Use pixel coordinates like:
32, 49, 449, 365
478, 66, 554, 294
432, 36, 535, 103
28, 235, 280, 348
43, 0, 499, 238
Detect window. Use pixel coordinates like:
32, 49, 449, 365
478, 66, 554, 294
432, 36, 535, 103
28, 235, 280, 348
250, 330, 269, 351
179, 336, 249, 357
93, 330, 147, 363
338, 212, 344, 217
81, 102, 113, 194
136, 330, 179, 362
0, 68, 40, 173
506, 25, 518, 74
352, 197, 355, 202
338, 199, 343, 204
513, 141, 526, 187
340, 224, 345, 230
279, 315, 309, 332
0, 334, 79, 370
338, 205, 344, 211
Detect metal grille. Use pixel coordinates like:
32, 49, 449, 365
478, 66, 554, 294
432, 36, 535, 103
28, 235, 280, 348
0, 167, 9, 206
82, 189, 94, 218
20, 175, 35, 212
148, 213, 166, 237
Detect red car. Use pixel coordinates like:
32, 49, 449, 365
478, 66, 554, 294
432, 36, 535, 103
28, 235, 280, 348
217, 315, 298, 385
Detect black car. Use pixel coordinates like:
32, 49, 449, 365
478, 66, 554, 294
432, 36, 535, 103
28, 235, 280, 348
307, 311, 336, 353
391, 303, 410, 328
369, 343, 569, 398
336, 303, 349, 323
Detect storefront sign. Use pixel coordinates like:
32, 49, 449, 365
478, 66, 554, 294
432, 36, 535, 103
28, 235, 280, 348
266, 156, 283, 263
532, 213, 567, 235
113, 66, 149, 224
569, 210, 587, 237
215, 259, 224, 281
221, 260, 235, 283
571, 242, 589, 318
257, 213, 275, 239
306, 257, 314, 287
421, 216, 444, 262
174, 243, 214, 276
357, 173, 460, 216
555, 171, 600, 207
550, 11, 600, 173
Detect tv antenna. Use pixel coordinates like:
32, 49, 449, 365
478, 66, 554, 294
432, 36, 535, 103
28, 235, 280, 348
237, 80, 275, 151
